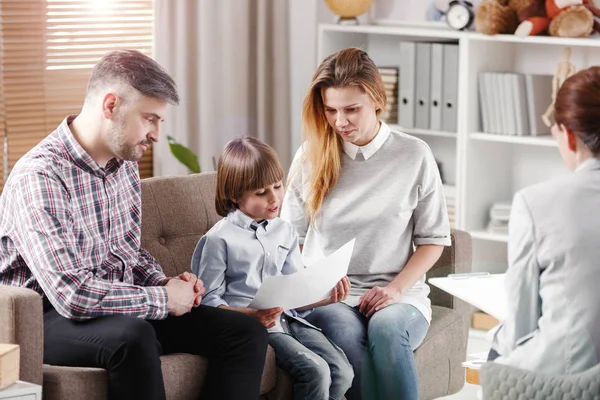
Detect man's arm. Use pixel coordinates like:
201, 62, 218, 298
11, 171, 168, 321
133, 247, 168, 287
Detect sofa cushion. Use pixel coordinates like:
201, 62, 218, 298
141, 173, 221, 278
42, 345, 277, 400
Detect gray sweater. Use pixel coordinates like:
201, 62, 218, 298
281, 122, 450, 322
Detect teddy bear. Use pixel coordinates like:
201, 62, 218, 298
475, 0, 600, 37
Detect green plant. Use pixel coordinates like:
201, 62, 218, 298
166, 135, 201, 174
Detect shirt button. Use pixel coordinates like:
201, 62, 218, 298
266, 252, 271, 257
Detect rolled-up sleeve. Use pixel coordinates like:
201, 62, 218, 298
412, 144, 451, 247
192, 234, 229, 308
12, 171, 168, 321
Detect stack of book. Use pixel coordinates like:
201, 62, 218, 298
444, 184, 456, 229
378, 66, 398, 124
487, 201, 512, 235
479, 72, 553, 136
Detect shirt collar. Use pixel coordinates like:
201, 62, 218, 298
58, 115, 124, 177
342, 121, 390, 160
575, 156, 600, 173
227, 209, 270, 231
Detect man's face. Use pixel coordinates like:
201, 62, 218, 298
107, 94, 168, 162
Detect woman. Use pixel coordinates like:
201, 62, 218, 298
490, 66, 600, 374
280, 48, 451, 400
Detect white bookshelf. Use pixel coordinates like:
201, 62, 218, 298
318, 23, 600, 273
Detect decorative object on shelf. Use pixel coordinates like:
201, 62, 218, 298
476, 0, 600, 37
324, 0, 374, 24
446, 0, 477, 30
542, 47, 577, 127
475, 0, 519, 34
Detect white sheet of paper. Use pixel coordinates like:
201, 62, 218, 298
248, 239, 355, 310
428, 273, 507, 320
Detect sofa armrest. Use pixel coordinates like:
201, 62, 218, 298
428, 229, 473, 331
0, 285, 43, 385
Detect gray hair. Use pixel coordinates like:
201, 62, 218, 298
86, 49, 179, 105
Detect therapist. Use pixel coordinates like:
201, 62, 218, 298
490, 66, 600, 374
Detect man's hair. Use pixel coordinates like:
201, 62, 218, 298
86, 49, 179, 105
215, 137, 284, 217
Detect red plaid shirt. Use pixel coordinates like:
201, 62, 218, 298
0, 116, 168, 320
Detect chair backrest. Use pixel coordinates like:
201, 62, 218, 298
141, 172, 221, 278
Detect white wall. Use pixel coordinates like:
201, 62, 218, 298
288, 0, 365, 157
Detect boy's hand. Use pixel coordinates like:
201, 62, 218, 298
253, 307, 284, 328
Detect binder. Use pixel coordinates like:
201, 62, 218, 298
512, 73, 530, 136
442, 44, 459, 132
525, 74, 553, 135
415, 42, 432, 129
399, 42, 417, 128
478, 72, 491, 133
430, 43, 444, 131
503, 73, 517, 135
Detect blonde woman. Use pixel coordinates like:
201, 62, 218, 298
281, 48, 451, 400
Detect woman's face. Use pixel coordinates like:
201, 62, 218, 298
322, 86, 380, 147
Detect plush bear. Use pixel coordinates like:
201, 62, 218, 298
475, 0, 600, 37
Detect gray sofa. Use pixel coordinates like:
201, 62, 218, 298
0, 172, 472, 399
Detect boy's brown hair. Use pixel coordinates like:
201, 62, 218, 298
215, 137, 284, 217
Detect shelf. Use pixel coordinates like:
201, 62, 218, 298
320, 23, 600, 48
391, 125, 457, 139
319, 23, 462, 41
470, 132, 557, 147
469, 230, 509, 243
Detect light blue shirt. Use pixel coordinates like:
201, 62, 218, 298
191, 209, 313, 332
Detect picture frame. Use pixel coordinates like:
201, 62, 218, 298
369, 0, 448, 28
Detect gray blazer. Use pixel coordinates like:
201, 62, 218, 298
492, 157, 600, 375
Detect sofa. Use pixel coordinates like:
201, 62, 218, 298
0, 172, 472, 399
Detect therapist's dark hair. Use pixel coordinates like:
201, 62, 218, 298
555, 66, 600, 155
215, 137, 284, 217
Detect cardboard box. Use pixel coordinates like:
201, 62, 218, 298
0, 344, 19, 390
472, 311, 499, 331
466, 366, 480, 385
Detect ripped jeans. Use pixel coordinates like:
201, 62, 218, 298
269, 318, 354, 400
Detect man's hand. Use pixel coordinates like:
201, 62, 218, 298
252, 307, 283, 329
357, 284, 402, 318
165, 279, 196, 316
176, 272, 206, 307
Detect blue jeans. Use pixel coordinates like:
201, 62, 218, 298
305, 302, 429, 400
269, 318, 354, 400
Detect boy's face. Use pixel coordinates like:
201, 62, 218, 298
235, 181, 284, 221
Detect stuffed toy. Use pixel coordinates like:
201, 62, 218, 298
475, 0, 600, 37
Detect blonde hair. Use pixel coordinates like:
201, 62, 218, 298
299, 48, 386, 223
215, 137, 284, 217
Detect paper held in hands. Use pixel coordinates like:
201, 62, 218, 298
248, 239, 356, 311
428, 273, 507, 321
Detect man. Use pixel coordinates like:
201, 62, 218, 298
0, 50, 268, 400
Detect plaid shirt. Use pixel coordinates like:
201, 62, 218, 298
0, 116, 168, 320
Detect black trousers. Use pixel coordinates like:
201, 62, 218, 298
43, 305, 269, 400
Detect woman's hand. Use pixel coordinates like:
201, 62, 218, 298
357, 284, 402, 317
252, 307, 283, 328
326, 276, 351, 305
